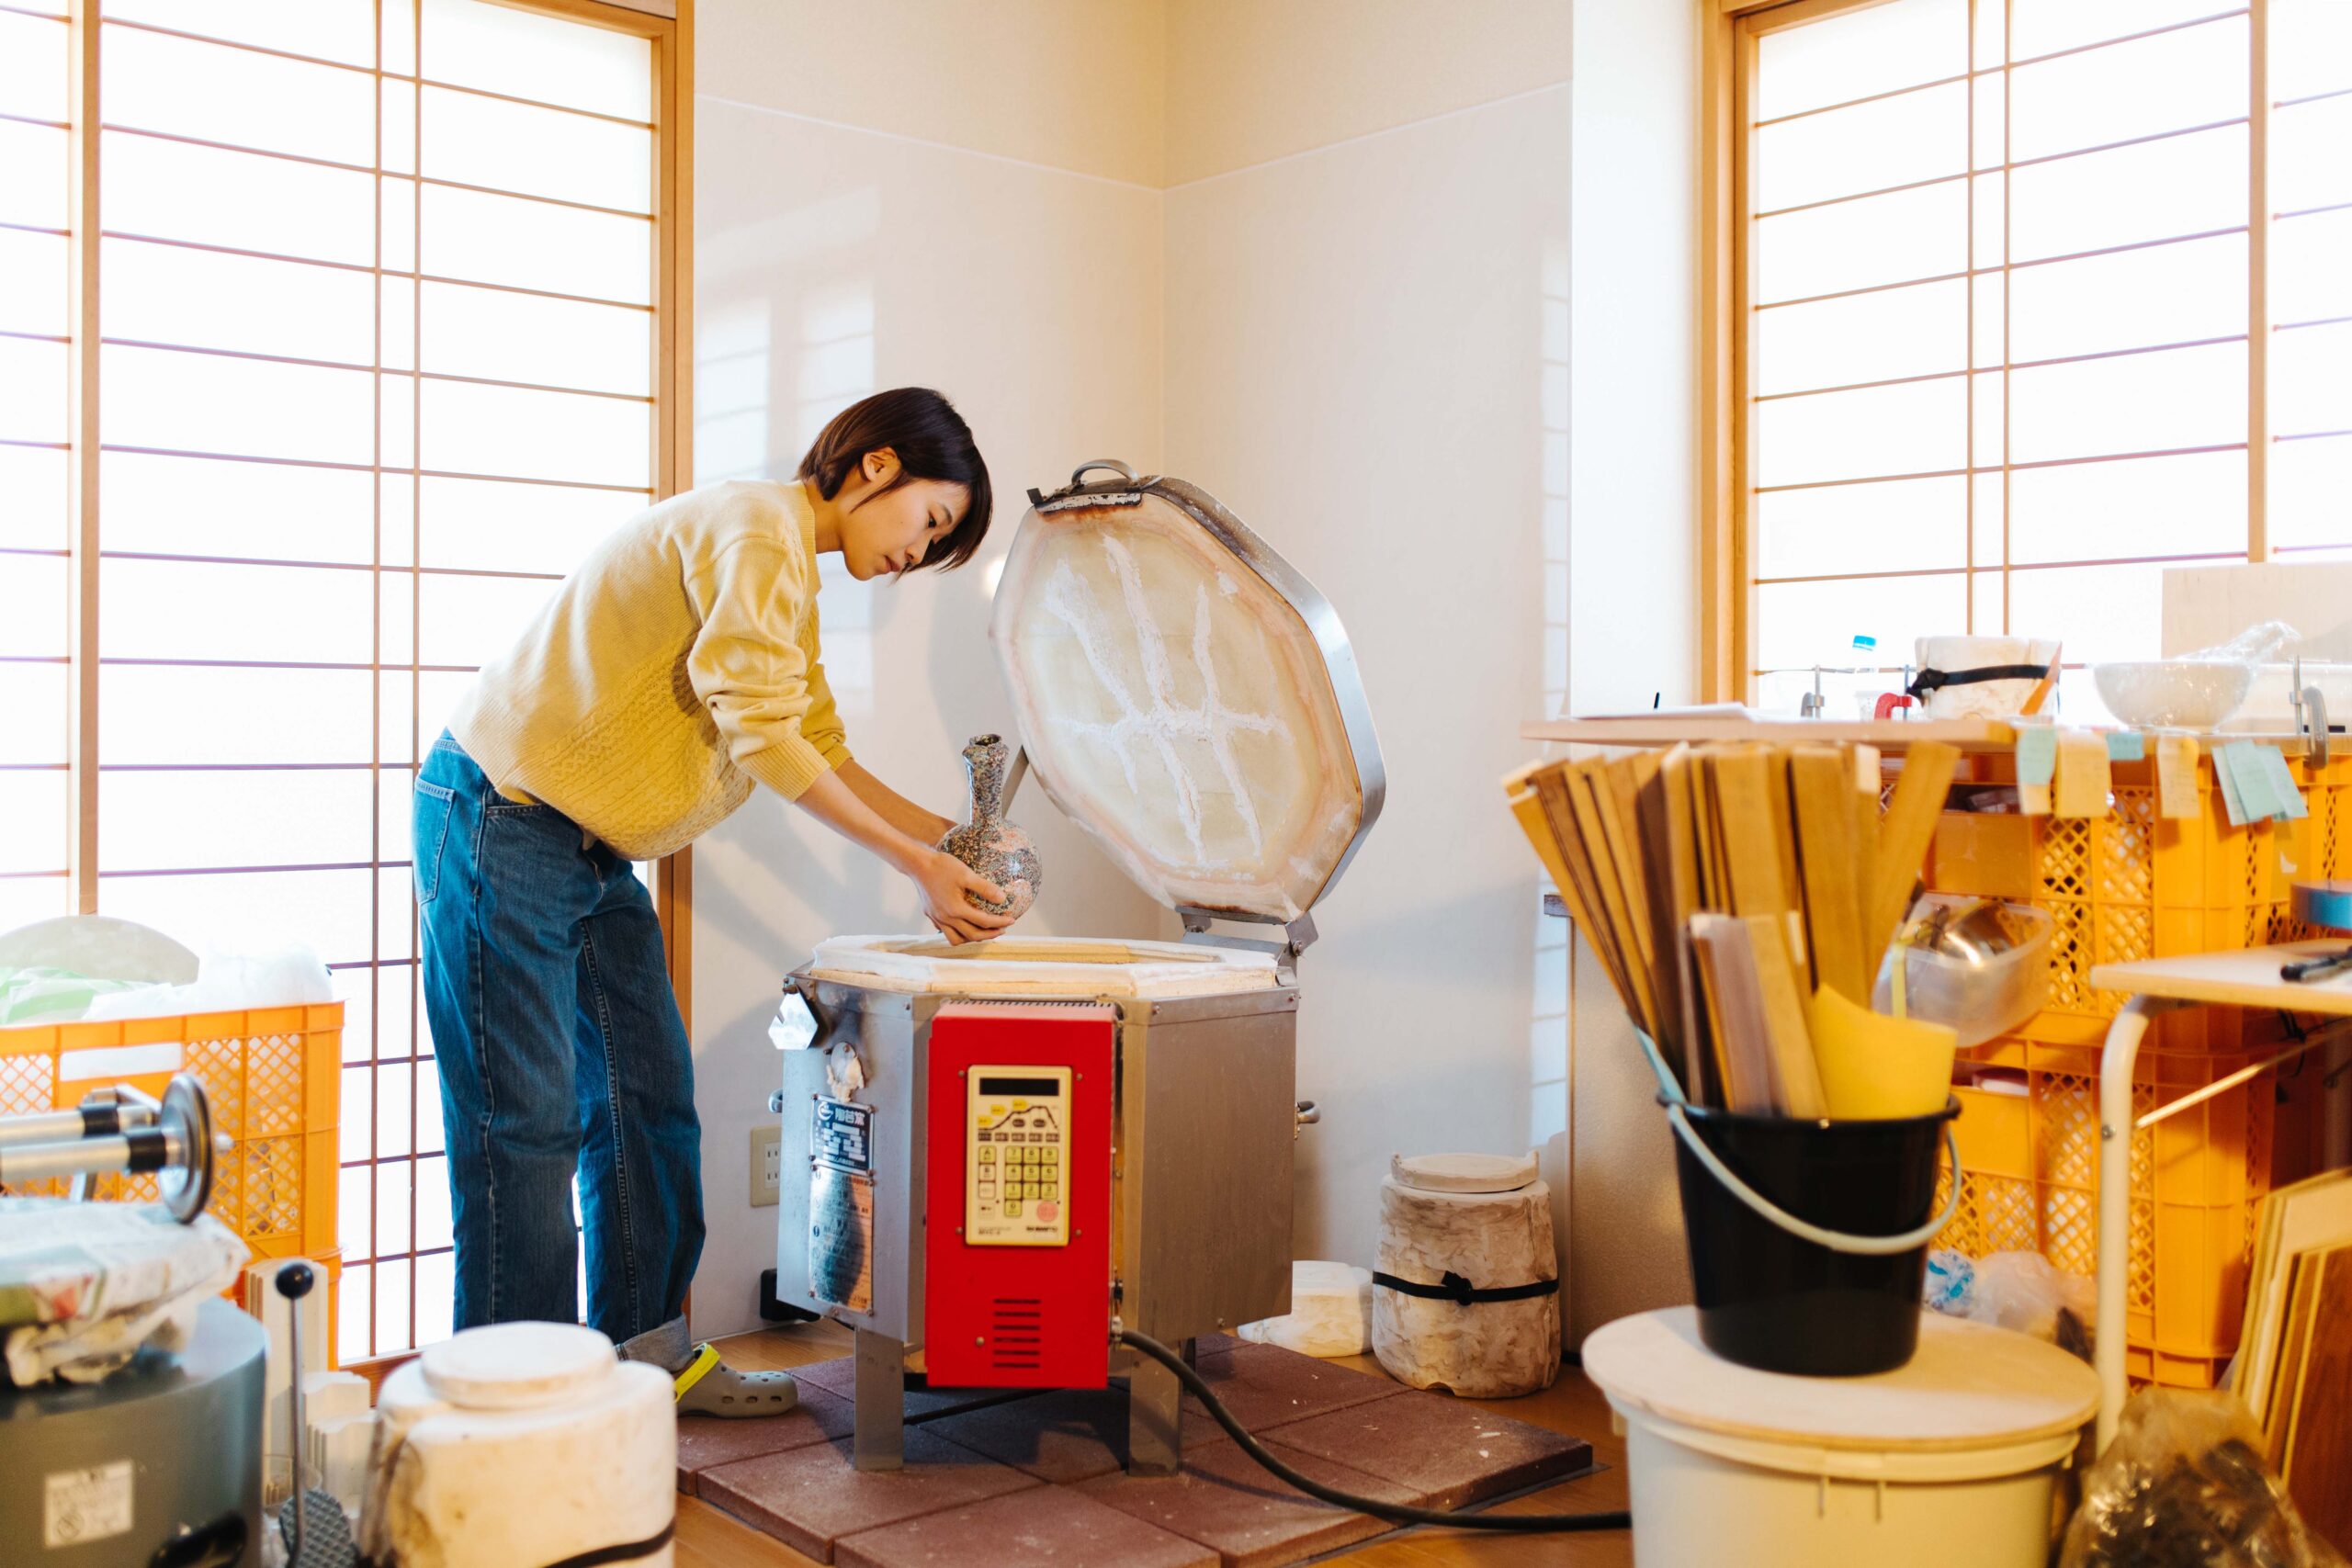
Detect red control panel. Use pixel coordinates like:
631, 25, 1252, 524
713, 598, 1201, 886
922, 1005, 1114, 1388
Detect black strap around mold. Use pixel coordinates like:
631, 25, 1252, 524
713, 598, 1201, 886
535, 1521, 678, 1568
1371, 1269, 1557, 1306
1905, 663, 2051, 698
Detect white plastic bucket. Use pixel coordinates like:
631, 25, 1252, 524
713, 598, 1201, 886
1584, 1308, 2096, 1568
1612, 1405, 2075, 1568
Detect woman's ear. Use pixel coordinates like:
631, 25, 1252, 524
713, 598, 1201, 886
862, 446, 900, 484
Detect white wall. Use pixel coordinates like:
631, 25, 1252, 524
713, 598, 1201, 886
686, 2, 1168, 1338
1561, 0, 1703, 1341
685, 0, 1702, 1344
1160, 6, 1574, 1275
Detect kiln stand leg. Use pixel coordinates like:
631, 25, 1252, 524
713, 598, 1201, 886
853, 1328, 905, 1472
1127, 1346, 1187, 1476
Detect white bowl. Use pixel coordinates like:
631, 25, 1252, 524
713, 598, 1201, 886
2091, 660, 2256, 729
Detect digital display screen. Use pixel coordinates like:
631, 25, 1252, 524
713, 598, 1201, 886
978, 1076, 1060, 1097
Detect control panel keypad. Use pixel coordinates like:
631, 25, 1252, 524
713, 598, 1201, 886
965, 1067, 1070, 1247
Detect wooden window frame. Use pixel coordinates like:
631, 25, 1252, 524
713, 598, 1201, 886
1699, 0, 2278, 703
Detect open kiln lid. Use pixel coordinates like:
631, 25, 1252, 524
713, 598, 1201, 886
989, 462, 1385, 925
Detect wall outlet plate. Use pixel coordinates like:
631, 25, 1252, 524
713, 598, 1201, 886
750, 1123, 781, 1208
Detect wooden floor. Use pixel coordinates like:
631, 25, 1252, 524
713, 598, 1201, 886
678, 1323, 1634, 1568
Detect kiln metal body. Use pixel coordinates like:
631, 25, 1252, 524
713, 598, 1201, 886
772, 974, 1301, 1472
772, 461, 1382, 1474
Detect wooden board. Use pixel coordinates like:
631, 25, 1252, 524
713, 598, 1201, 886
1790, 744, 1869, 1003
2237, 1168, 2352, 1425
1747, 913, 1825, 1119
2277, 1245, 2352, 1551
1867, 740, 1960, 966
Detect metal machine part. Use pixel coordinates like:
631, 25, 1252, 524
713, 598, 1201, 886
776, 976, 1306, 1474
0, 1074, 223, 1224
0, 1299, 266, 1567
777, 464, 1376, 1477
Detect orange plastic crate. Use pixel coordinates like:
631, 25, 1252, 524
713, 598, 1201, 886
0, 1002, 344, 1265
1925, 748, 2348, 1387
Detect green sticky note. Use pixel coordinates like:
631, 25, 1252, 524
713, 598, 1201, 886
2017, 726, 2058, 787
2106, 731, 2146, 762
2259, 746, 2309, 820
2222, 742, 2292, 823
2214, 742, 2253, 827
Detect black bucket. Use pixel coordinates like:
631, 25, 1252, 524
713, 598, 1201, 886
1667, 1096, 1961, 1377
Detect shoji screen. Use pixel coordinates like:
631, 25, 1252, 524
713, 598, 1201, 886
0, 0, 684, 1363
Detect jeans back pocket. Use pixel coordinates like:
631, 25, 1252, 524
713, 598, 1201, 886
413, 776, 457, 905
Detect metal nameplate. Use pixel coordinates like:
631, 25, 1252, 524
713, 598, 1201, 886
807, 1164, 874, 1314
811, 1096, 874, 1173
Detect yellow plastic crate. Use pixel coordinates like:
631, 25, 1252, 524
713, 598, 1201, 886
0, 1002, 344, 1264
1924, 748, 2348, 1387
1928, 750, 2352, 1032
1939, 1037, 2274, 1390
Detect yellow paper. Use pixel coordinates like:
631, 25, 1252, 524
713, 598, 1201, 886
2157, 734, 2202, 821
2054, 728, 2112, 818
1805, 983, 1958, 1120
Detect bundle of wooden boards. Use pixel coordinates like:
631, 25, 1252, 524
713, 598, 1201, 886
1505, 739, 1961, 1114
2238, 1168, 2351, 1546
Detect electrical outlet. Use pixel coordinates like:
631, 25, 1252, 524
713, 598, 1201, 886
750, 1124, 782, 1208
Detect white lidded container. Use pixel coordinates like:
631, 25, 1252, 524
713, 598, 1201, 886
358, 1322, 674, 1567
1584, 1307, 2096, 1568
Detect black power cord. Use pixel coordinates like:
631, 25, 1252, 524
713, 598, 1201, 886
1115, 1327, 1631, 1535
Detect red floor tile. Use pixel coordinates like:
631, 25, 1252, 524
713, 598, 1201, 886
1177, 1344, 1408, 1435
837, 1483, 1218, 1568
698, 1428, 1038, 1563
1079, 1436, 1419, 1568
676, 1382, 856, 1496
1255, 1390, 1594, 1511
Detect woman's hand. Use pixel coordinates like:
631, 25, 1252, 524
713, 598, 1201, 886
908, 850, 1014, 945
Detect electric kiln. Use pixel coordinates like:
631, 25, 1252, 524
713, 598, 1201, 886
770, 461, 1383, 1473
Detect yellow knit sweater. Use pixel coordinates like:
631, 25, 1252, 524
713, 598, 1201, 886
448, 479, 850, 860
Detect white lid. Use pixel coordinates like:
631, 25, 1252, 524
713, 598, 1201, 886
808, 933, 1279, 998
1583, 1307, 2098, 1455
990, 467, 1383, 925
420, 1322, 616, 1411
1390, 1152, 1540, 1193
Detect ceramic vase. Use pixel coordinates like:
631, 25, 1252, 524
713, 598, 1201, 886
937, 733, 1043, 920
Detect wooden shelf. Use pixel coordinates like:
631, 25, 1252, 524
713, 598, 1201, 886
1521, 716, 2019, 751
1522, 716, 2317, 754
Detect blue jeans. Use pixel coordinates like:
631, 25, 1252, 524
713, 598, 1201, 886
413, 734, 703, 1346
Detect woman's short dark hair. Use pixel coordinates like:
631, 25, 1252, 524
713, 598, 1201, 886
797, 388, 992, 572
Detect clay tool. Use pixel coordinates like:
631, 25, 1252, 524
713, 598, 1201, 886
1790, 744, 1870, 1004
1689, 913, 1775, 1114
1566, 762, 1662, 1037
1503, 763, 1576, 906
1711, 745, 1793, 921
1532, 765, 1640, 1026
1852, 743, 1882, 972
1746, 912, 1826, 1119
1865, 739, 1960, 976
1628, 752, 1684, 1066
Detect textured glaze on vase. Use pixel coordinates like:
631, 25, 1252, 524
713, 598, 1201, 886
937, 734, 1043, 919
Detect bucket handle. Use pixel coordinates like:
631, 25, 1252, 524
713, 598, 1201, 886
1637, 1031, 1965, 1258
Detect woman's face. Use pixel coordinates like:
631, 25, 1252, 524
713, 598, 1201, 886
839, 449, 969, 581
